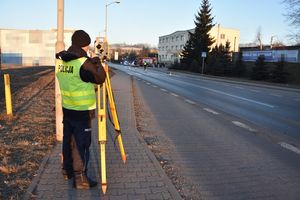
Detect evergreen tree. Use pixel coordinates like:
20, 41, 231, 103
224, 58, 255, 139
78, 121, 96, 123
181, 0, 215, 71
206, 41, 232, 76
270, 56, 289, 83
232, 51, 247, 77
207, 44, 222, 75
222, 40, 232, 75
180, 32, 194, 69
251, 55, 269, 80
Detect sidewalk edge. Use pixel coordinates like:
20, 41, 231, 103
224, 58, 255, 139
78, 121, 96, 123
23, 145, 57, 200
128, 75, 182, 200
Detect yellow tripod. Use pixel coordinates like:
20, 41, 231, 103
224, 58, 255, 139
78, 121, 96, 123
97, 62, 126, 194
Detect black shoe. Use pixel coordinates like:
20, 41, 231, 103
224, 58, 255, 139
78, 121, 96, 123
73, 174, 97, 189
62, 169, 73, 180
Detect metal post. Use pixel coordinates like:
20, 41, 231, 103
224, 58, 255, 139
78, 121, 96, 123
55, 0, 65, 141
201, 57, 205, 74
104, 1, 120, 58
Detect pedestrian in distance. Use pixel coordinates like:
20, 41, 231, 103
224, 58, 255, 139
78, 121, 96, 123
143, 61, 147, 71
55, 30, 106, 189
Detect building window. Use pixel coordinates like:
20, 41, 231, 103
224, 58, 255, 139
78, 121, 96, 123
220, 34, 225, 39
181, 35, 184, 41
176, 36, 179, 41
172, 37, 174, 42
166, 38, 168, 43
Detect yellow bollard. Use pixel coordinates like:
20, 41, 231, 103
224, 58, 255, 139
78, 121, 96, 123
4, 74, 13, 116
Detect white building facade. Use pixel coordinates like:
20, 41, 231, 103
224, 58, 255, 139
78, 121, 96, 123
158, 25, 240, 65
0, 28, 74, 66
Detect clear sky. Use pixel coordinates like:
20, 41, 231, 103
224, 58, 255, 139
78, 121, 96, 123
0, 0, 291, 47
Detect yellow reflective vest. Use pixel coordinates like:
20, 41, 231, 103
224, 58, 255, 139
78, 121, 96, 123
55, 57, 96, 111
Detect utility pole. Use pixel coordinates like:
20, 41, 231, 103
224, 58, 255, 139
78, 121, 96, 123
55, 0, 65, 141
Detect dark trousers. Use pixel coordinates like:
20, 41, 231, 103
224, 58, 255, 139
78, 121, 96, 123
62, 117, 92, 174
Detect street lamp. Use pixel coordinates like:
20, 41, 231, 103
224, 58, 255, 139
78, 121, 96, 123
105, 1, 120, 38
104, 1, 120, 59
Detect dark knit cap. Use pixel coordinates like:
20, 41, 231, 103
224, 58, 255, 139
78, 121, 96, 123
71, 30, 91, 47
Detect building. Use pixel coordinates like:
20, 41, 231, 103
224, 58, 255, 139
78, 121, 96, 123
0, 28, 75, 66
109, 44, 143, 60
158, 24, 240, 66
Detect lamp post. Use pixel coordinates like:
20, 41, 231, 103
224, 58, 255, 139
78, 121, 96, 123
104, 1, 120, 58
105, 1, 120, 38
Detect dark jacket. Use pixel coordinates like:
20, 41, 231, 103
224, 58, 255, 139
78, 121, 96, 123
56, 45, 106, 121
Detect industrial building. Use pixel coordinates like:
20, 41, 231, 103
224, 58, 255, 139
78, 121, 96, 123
0, 28, 74, 67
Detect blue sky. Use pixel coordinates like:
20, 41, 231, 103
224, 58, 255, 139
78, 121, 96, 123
0, 0, 291, 47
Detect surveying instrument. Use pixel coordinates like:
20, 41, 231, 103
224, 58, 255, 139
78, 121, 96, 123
94, 39, 126, 194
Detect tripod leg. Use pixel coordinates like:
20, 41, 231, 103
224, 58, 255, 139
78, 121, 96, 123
105, 64, 126, 163
97, 84, 107, 194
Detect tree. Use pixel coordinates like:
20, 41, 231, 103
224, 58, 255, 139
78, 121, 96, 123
282, 0, 300, 44
270, 55, 289, 83
206, 41, 232, 76
180, 32, 194, 68
251, 55, 269, 80
222, 40, 232, 75
192, 0, 215, 64
181, 0, 215, 71
254, 26, 263, 50
140, 46, 151, 57
232, 51, 247, 77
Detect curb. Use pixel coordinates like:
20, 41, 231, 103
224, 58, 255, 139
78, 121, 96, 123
23, 146, 57, 200
129, 75, 182, 200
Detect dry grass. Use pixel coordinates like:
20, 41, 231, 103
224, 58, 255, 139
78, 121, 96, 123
0, 67, 56, 199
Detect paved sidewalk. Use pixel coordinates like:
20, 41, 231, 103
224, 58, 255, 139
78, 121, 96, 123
25, 70, 181, 200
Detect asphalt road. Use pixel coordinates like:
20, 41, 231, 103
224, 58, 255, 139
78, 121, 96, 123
110, 63, 300, 199
110, 63, 300, 145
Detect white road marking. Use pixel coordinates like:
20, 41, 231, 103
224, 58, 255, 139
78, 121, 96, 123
146, 82, 151, 85
222, 83, 230, 86
203, 108, 219, 115
184, 99, 196, 105
160, 88, 167, 92
198, 86, 275, 108
152, 85, 158, 88
269, 93, 282, 97
170, 93, 179, 97
278, 142, 300, 155
235, 86, 244, 89
250, 89, 261, 93
232, 121, 256, 132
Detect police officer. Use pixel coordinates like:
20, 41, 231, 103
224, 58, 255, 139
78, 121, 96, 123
55, 30, 106, 189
